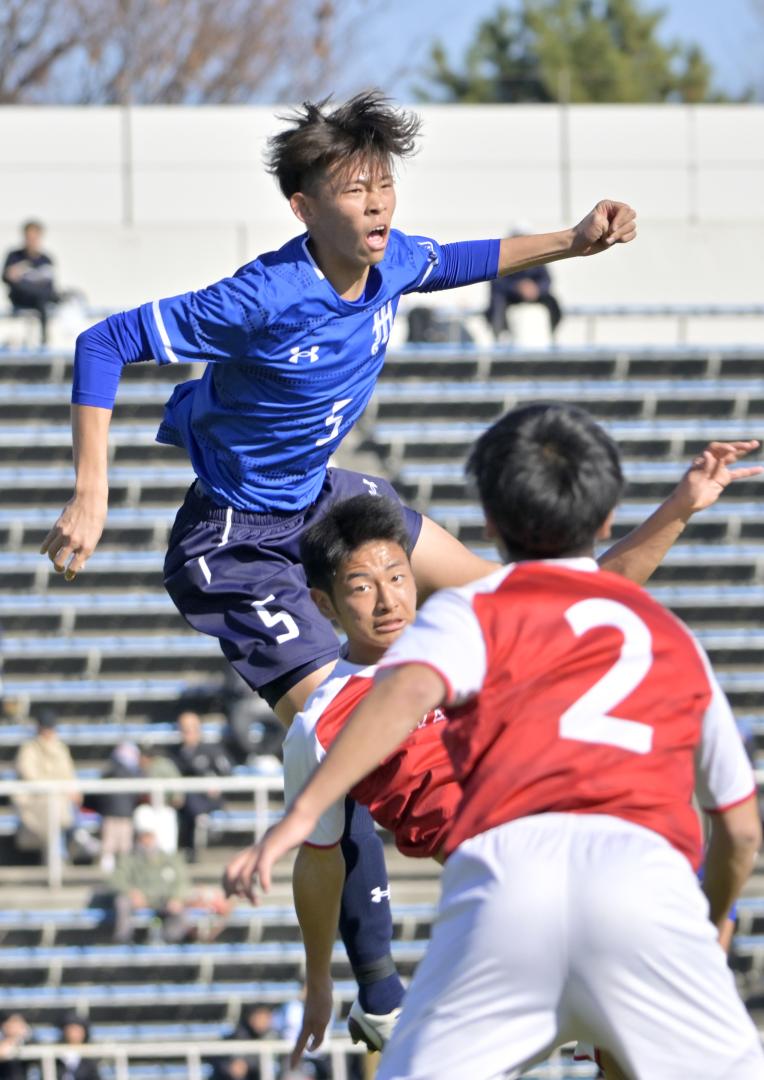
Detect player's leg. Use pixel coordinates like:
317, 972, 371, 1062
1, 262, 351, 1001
339, 799, 404, 1031
164, 478, 409, 1031
410, 515, 497, 601
378, 819, 571, 1080
566, 817, 764, 1080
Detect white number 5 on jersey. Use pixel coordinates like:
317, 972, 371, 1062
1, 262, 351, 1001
560, 598, 653, 755
252, 595, 300, 644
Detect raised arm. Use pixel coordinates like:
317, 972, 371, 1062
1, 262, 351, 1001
599, 440, 762, 586
496, 199, 637, 276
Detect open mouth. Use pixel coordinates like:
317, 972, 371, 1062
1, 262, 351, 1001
375, 618, 406, 634
366, 224, 388, 250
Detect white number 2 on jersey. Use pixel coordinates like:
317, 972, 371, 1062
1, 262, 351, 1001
252, 595, 300, 645
559, 598, 654, 755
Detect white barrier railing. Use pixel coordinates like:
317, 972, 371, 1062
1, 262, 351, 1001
15, 1038, 363, 1080
0, 775, 284, 888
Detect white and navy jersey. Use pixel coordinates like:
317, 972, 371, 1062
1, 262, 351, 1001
73, 230, 499, 512
379, 558, 755, 866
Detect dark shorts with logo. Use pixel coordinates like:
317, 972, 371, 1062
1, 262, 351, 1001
163, 467, 423, 708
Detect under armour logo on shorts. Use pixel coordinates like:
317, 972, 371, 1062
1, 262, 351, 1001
370, 886, 391, 904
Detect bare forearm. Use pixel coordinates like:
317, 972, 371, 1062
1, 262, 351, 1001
598, 493, 689, 586
293, 845, 344, 985
72, 403, 111, 497
497, 231, 575, 276
292, 666, 444, 831
702, 797, 761, 931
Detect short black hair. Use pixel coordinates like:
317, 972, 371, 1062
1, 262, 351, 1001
265, 89, 421, 199
466, 403, 624, 560
300, 495, 411, 596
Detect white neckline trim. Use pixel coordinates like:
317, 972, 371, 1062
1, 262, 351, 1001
301, 236, 325, 280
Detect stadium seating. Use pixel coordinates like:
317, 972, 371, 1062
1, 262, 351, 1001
1, 338, 763, 1076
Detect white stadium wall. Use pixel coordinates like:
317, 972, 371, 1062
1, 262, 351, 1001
0, 103, 763, 311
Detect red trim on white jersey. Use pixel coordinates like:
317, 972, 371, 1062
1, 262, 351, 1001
284, 658, 460, 856
703, 789, 757, 815
381, 559, 755, 868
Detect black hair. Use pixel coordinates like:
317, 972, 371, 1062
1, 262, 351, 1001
265, 89, 421, 199
299, 495, 411, 596
22, 220, 43, 232
466, 403, 624, 560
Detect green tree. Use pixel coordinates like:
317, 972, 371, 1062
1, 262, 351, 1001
418, 0, 725, 104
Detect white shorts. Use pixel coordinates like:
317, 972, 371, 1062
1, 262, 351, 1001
377, 813, 764, 1080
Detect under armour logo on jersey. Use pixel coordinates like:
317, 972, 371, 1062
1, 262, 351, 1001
371, 301, 394, 356
370, 886, 391, 904
362, 479, 379, 496
289, 344, 320, 364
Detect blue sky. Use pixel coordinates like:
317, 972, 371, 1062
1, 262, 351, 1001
355, 0, 764, 101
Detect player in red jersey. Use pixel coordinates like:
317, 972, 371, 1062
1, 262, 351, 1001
227, 404, 764, 1080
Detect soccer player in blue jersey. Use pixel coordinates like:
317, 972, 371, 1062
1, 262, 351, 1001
41, 90, 638, 1038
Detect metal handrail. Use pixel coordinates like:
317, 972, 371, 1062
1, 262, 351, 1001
14, 1037, 362, 1080
0, 775, 284, 888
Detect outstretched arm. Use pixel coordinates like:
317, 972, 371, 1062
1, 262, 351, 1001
599, 440, 762, 586
224, 664, 445, 900
497, 200, 637, 276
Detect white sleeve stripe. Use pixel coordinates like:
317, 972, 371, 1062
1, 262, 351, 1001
152, 299, 180, 364
417, 262, 436, 287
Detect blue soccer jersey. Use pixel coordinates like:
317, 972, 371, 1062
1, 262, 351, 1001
73, 229, 499, 511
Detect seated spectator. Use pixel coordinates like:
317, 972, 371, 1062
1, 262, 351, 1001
2, 221, 61, 345
109, 807, 191, 944
171, 711, 232, 860
136, 743, 182, 854
13, 711, 82, 859
98, 742, 141, 874
210, 1004, 277, 1080
56, 1014, 101, 1080
486, 223, 563, 340
0, 1012, 34, 1080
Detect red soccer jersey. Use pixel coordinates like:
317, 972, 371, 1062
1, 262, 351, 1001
284, 659, 460, 857
379, 559, 755, 867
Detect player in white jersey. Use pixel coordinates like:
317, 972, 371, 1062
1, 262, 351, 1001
226, 404, 764, 1080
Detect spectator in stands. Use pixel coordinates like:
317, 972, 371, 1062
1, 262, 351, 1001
136, 743, 182, 854
0, 1013, 34, 1080
2, 221, 61, 345
55, 1014, 101, 1080
486, 222, 563, 340
13, 711, 81, 859
171, 711, 232, 860
109, 806, 191, 944
210, 1004, 277, 1080
97, 742, 141, 874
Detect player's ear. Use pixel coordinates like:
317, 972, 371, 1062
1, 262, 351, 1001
290, 192, 312, 226
595, 509, 616, 541
310, 587, 338, 623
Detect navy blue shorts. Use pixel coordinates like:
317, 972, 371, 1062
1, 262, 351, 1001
163, 467, 423, 708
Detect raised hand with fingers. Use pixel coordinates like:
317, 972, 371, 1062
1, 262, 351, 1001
676, 440, 762, 514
